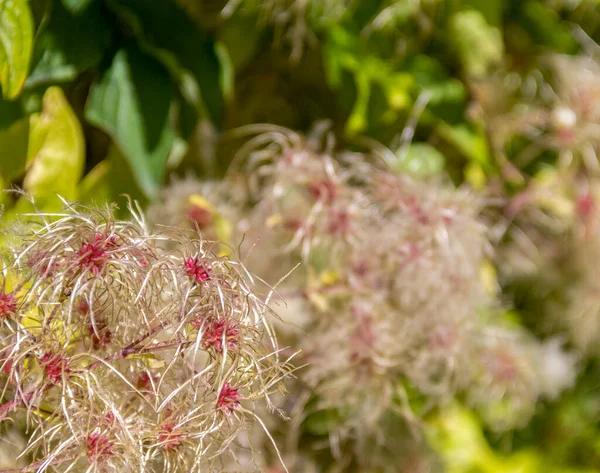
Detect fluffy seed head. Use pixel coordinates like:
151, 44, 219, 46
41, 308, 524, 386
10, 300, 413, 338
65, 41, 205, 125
0, 202, 292, 473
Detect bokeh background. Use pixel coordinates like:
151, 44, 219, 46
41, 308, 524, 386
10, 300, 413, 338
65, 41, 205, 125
2, 0, 600, 472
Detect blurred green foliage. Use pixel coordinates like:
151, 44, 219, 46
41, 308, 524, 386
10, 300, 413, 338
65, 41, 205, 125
1, 0, 600, 471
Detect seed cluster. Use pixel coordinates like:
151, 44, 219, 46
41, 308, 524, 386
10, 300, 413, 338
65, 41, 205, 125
0, 203, 291, 472
151, 125, 577, 470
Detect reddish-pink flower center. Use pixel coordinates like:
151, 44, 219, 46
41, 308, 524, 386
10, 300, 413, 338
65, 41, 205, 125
217, 382, 241, 413
77, 234, 120, 275
186, 204, 213, 228
577, 192, 595, 221
184, 257, 212, 284
201, 320, 239, 352
349, 316, 375, 364
327, 209, 350, 235
89, 323, 112, 348
157, 422, 184, 451
405, 195, 430, 224
40, 352, 70, 384
86, 431, 115, 463
136, 371, 159, 391
0, 292, 17, 319
309, 179, 337, 204
484, 349, 519, 383
430, 325, 457, 351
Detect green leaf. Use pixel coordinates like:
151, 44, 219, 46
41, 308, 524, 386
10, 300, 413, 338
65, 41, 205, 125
437, 122, 493, 172
60, 0, 93, 14
0, 0, 34, 99
78, 146, 148, 214
462, 0, 503, 27
324, 25, 415, 134
215, 41, 234, 103
23, 86, 85, 208
218, 11, 262, 72
27, 1, 112, 87
85, 43, 176, 199
393, 143, 446, 176
403, 55, 466, 106
0, 116, 28, 181
520, 2, 578, 54
449, 9, 503, 78
425, 404, 500, 473
78, 160, 111, 205
0, 95, 24, 129
106, 0, 223, 125
303, 408, 342, 436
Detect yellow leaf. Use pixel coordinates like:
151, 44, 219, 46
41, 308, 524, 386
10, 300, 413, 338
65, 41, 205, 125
266, 214, 283, 228
78, 160, 112, 206
188, 194, 232, 256
188, 194, 216, 214
480, 260, 498, 296
465, 162, 487, 190
21, 308, 42, 335
319, 270, 339, 287
128, 353, 166, 369
31, 404, 54, 419
23, 87, 85, 210
425, 404, 500, 473
0, 0, 34, 99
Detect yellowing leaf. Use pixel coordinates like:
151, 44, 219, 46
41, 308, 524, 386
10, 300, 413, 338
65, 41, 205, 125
23, 87, 85, 210
78, 160, 112, 206
425, 404, 499, 473
465, 162, 487, 190
21, 308, 42, 335
0, 0, 34, 99
266, 214, 283, 228
450, 9, 503, 78
213, 217, 232, 257
480, 260, 498, 296
128, 353, 166, 369
188, 194, 232, 256
319, 270, 339, 287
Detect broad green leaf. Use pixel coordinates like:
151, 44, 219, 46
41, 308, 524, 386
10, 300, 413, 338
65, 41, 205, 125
78, 146, 148, 216
27, 1, 112, 87
425, 404, 499, 473
492, 450, 542, 473
218, 11, 262, 72
85, 44, 176, 199
450, 9, 503, 78
462, 0, 503, 26
0, 116, 28, 181
215, 41, 234, 103
60, 0, 93, 14
0, 0, 34, 99
0, 175, 7, 206
106, 0, 223, 125
78, 160, 111, 206
437, 122, 493, 171
23, 86, 85, 209
324, 25, 415, 134
0, 95, 24, 128
520, 2, 578, 54
403, 55, 466, 106
128, 353, 166, 369
102, 145, 148, 213
464, 161, 487, 190
393, 143, 446, 176
303, 408, 342, 436
368, 0, 422, 31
